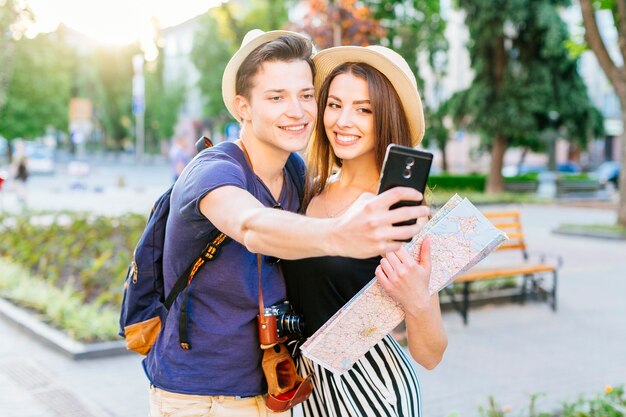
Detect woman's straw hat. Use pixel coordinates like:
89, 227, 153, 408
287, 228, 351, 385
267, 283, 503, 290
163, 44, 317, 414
222, 29, 312, 120
313, 45, 425, 146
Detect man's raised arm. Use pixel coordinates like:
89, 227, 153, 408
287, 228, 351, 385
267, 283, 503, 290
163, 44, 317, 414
199, 185, 429, 260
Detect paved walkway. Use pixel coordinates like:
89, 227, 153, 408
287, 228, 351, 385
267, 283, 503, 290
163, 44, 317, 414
1, 203, 625, 417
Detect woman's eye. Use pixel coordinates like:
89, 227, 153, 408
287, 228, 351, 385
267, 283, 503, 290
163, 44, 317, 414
357, 107, 372, 114
327, 102, 340, 109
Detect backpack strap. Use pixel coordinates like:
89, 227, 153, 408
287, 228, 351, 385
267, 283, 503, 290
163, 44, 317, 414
163, 231, 228, 310
175, 231, 229, 350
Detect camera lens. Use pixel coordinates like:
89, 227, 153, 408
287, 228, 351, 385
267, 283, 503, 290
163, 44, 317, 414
278, 313, 305, 337
403, 168, 412, 179
405, 157, 415, 167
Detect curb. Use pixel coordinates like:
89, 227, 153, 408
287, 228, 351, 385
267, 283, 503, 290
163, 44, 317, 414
0, 297, 131, 360
552, 228, 626, 240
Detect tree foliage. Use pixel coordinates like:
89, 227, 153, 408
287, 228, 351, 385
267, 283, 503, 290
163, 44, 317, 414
451, 0, 602, 192
0, 0, 33, 111
363, 0, 448, 89
89, 45, 138, 150
0, 32, 75, 140
144, 47, 186, 153
289, 0, 386, 48
191, 10, 235, 123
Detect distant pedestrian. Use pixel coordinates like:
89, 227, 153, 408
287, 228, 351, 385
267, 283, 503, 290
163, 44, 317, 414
168, 136, 193, 183
14, 156, 28, 206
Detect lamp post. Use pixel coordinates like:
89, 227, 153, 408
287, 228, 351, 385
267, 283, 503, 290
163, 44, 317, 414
132, 54, 145, 162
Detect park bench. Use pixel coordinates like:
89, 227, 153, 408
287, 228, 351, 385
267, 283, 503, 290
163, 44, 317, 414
556, 179, 601, 198
444, 211, 562, 325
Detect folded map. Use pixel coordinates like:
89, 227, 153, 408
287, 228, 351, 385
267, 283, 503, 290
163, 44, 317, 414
300, 194, 508, 374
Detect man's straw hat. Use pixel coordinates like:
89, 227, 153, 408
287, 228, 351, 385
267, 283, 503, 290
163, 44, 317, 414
313, 45, 425, 146
222, 29, 312, 120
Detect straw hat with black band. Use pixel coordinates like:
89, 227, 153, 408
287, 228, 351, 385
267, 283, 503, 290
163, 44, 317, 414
222, 29, 313, 121
313, 45, 425, 147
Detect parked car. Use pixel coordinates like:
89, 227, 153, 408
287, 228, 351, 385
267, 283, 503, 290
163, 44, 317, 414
590, 161, 620, 187
556, 161, 581, 174
28, 146, 55, 174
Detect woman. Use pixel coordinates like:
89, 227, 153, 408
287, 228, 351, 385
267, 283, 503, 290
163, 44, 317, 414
282, 46, 448, 417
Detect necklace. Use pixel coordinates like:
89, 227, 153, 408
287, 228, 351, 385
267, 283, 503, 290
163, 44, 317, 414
322, 180, 377, 218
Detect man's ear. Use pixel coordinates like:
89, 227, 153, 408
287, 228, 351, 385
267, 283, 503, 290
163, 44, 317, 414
233, 95, 251, 122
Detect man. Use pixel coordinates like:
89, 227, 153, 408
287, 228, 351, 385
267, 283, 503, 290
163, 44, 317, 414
144, 30, 429, 417
168, 135, 192, 183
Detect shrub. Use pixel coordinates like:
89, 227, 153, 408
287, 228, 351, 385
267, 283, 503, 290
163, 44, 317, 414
0, 212, 145, 308
0, 212, 147, 341
429, 174, 487, 191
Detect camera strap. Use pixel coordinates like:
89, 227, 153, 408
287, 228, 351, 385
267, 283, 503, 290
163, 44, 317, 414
257, 254, 267, 323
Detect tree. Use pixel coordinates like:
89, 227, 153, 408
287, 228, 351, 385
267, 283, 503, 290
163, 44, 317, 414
191, 10, 236, 127
580, 0, 626, 226
0, 0, 32, 112
0, 32, 75, 140
289, 0, 386, 48
452, 0, 602, 192
144, 47, 186, 153
90, 45, 139, 151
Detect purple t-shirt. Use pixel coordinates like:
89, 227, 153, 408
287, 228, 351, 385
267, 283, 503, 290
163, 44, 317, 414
143, 141, 304, 396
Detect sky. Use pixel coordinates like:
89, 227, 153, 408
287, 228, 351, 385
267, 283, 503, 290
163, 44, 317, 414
26, 0, 223, 45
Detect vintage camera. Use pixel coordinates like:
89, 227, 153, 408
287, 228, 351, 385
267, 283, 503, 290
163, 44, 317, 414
258, 301, 305, 347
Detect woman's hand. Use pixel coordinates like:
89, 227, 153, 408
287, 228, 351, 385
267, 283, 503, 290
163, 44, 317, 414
375, 238, 432, 316
375, 237, 448, 369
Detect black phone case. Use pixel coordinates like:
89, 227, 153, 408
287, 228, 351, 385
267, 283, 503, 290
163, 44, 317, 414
378, 144, 433, 227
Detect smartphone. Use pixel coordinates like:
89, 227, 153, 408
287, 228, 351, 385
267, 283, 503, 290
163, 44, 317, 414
377, 144, 433, 227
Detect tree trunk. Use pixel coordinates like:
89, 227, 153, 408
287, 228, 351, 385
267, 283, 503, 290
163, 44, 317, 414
618, 108, 626, 227
441, 142, 448, 172
486, 135, 506, 193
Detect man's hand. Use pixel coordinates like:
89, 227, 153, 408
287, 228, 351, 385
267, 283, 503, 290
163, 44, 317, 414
329, 187, 429, 258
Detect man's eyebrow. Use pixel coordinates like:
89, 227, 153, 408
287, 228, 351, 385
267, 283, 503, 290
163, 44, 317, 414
263, 87, 315, 94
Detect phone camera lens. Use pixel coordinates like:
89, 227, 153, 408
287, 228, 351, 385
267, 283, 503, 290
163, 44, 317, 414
405, 157, 415, 167
403, 168, 412, 179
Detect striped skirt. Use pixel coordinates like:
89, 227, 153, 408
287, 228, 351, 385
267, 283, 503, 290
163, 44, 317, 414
296, 335, 421, 417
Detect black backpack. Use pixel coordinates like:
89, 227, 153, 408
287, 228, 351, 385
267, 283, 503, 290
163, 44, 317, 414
118, 137, 304, 354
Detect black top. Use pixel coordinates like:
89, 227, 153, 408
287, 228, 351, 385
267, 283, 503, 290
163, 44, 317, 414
282, 255, 381, 338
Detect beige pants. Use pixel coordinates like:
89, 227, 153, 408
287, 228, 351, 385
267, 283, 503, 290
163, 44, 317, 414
149, 386, 290, 417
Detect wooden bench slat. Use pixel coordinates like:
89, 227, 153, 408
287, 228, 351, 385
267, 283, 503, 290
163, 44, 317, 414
456, 264, 556, 282
484, 211, 520, 219
491, 222, 522, 229
496, 243, 526, 251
